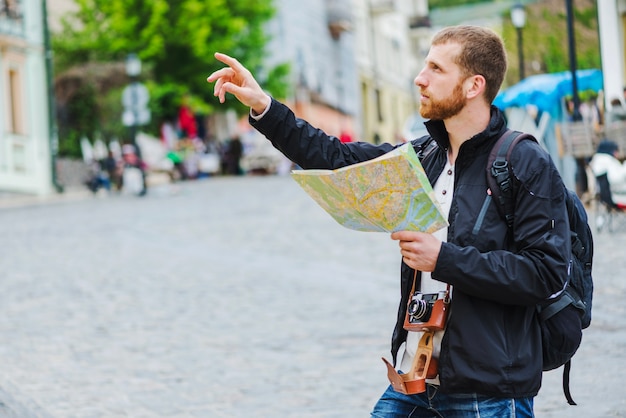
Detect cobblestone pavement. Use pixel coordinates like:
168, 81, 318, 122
0, 176, 624, 417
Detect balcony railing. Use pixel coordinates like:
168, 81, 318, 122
0, 0, 24, 37
409, 15, 431, 29
562, 121, 597, 158
327, 0, 352, 39
370, 0, 395, 15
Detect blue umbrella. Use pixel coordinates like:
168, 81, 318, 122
493, 69, 603, 118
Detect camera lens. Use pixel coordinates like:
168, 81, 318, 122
408, 299, 431, 321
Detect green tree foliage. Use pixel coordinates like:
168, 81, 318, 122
54, 0, 281, 103
57, 83, 99, 157
52, 0, 289, 156
501, 0, 600, 87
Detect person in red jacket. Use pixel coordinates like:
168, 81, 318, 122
178, 96, 198, 139
339, 131, 353, 143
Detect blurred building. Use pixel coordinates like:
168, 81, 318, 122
354, 0, 429, 144
46, 0, 76, 32
262, 0, 428, 144
429, 1, 513, 28
0, 0, 56, 195
5, 0, 434, 191
262, 0, 359, 139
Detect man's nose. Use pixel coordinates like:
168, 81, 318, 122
414, 71, 426, 88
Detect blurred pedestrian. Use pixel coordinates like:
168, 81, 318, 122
178, 95, 198, 140
101, 150, 122, 191
339, 131, 353, 143
589, 139, 626, 205
607, 97, 626, 123
121, 143, 147, 196
221, 136, 244, 175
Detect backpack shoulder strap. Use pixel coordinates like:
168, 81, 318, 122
487, 129, 538, 229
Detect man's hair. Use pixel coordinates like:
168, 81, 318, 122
431, 25, 507, 104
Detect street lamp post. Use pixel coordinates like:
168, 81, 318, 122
565, 0, 582, 122
125, 53, 142, 153
511, 3, 526, 81
122, 53, 150, 196
565, 0, 586, 198
122, 53, 150, 157
42, 0, 64, 192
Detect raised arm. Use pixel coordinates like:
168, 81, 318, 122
206, 52, 271, 115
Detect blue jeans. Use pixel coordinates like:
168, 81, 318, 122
371, 384, 534, 418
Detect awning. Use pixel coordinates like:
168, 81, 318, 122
493, 69, 603, 118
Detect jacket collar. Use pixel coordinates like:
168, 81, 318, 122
424, 106, 508, 154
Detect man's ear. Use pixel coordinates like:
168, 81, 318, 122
465, 75, 486, 100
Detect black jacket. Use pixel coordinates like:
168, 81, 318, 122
251, 99, 570, 398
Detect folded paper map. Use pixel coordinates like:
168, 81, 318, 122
291, 143, 448, 233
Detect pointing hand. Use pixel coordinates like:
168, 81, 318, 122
207, 52, 271, 115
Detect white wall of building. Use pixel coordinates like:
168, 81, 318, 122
0, 0, 54, 195
264, 0, 359, 115
353, 0, 428, 144
598, 0, 626, 107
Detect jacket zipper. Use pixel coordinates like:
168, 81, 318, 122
472, 189, 492, 237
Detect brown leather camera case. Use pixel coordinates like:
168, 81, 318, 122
382, 330, 438, 394
403, 297, 449, 332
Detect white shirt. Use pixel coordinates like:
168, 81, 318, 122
399, 158, 455, 382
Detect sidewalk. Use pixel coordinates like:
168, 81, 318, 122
0, 176, 624, 417
0, 171, 174, 210
0, 188, 92, 209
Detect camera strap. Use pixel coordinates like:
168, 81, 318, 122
410, 269, 450, 297
381, 270, 451, 394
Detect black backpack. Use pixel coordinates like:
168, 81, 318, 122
488, 129, 594, 405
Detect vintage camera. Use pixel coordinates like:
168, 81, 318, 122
404, 290, 449, 332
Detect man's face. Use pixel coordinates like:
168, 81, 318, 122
415, 43, 468, 120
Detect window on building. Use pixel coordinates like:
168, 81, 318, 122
7, 67, 24, 134
0, 0, 24, 35
375, 88, 383, 122
12, 142, 25, 172
1, 0, 22, 20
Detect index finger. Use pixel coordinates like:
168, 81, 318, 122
390, 230, 422, 241
214, 52, 246, 72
